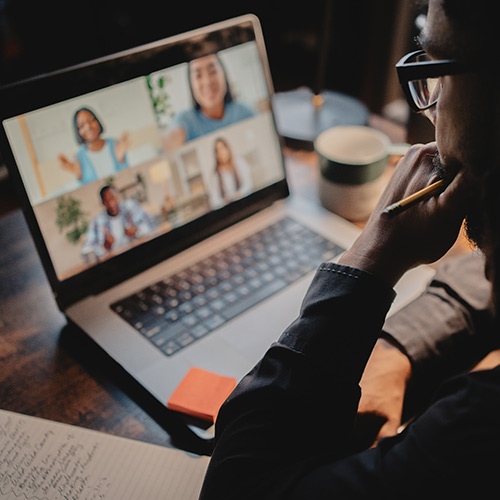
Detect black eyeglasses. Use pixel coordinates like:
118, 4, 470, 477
396, 49, 475, 113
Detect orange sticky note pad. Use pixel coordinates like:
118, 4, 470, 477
167, 367, 237, 422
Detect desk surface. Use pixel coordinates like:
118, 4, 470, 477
0, 208, 184, 447
0, 120, 470, 455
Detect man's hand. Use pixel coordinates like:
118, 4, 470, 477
353, 338, 412, 450
124, 223, 137, 238
340, 142, 477, 449
103, 228, 114, 250
339, 143, 474, 286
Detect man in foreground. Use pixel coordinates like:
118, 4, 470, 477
200, 0, 500, 497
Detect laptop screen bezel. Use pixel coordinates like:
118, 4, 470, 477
0, 14, 289, 310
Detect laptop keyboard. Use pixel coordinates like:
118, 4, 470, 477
111, 217, 344, 356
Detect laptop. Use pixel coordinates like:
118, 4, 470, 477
0, 15, 434, 422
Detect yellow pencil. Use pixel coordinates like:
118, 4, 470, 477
382, 178, 446, 216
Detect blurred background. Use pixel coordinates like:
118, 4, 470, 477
0, 0, 433, 208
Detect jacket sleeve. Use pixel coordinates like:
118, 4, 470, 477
199, 263, 396, 499
381, 250, 497, 404
199, 260, 500, 500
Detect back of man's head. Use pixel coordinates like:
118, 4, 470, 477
441, 0, 496, 54
425, 0, 500, 310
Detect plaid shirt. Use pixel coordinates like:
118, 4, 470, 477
81, 199, 154, 259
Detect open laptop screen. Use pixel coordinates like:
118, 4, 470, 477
0, 16, 286, 304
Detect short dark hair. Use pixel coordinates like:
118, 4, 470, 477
441, 0, 494, 48
99, 184, 113, 201
441, 0, 484, 24
73, 107, 104, 145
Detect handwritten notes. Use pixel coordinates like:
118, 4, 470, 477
0, 410, 209, 499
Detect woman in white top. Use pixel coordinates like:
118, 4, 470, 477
213, 137, 252, 206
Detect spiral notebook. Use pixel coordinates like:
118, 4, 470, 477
0, 409, 209, 499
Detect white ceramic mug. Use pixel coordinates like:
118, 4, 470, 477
315, 126, 409, 221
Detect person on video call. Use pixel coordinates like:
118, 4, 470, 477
81, 185, 154, 260
163, 53, 254, 150
212, 137, 252, 206
200, 0, 500, 497
58, 107, 130, 184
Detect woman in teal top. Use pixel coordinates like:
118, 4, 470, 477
163, 54, 254, 150
58, 107, 130, 184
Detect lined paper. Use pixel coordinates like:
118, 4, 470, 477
0, 409, 209, 499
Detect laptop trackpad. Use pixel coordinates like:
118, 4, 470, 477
219, 277, 309, 361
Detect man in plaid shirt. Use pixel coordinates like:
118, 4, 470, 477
81, 185, 154, 261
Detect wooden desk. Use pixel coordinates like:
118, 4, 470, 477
0, 209, 214, 455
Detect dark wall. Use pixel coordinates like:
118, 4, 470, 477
0, 0, 409, 112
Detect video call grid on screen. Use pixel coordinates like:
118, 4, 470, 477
2, 33, 285, 282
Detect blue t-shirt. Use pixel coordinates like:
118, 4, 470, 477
77, 138, 128, 184
171, 101, 254, 141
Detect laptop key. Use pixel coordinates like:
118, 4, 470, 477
209, 298, 227, 311
204, 314, 225, 331
224, 292, 239, 304
181, 313, 198, 328
142, 324, 162, 338
195, 306, 213, 320
177, 332, 195, 347
191, 324, 210, 339
221, 279, 287, 321
150, 321, 187, 342
161, 340, 181, 356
